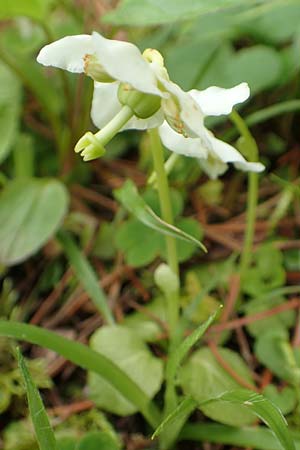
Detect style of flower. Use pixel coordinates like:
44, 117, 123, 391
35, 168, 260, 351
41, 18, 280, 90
159, 84, 265, 179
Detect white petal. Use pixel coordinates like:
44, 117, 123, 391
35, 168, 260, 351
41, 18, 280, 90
189, 83, 250, 116
198, 158, 228, 179
91, 82, 122, 129
160, 79, 207, 138
123, 109, 164, 131
37, 34, 93, 73
159, 122, 208, 158
205, 130, 265, 173
92, 32, 162, 97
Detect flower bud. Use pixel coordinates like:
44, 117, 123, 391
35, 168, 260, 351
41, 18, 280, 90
154, 263, 179, 297
118, 83, 161, 119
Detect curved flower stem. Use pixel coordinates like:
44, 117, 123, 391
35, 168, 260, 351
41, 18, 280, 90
148, 129, 179, 277
94, 105, 134, 145
230, 110, 259, 280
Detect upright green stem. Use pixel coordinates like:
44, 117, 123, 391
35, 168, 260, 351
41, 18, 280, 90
148, 128, 179, 276
230, 110, 259, 279
149, 129, 180, 443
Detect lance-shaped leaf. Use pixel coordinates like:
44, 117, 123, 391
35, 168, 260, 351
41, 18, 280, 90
114, 180, 206, 252
17, 348, 57, 450
57, 231, 114, 325
215, 389, 295, 450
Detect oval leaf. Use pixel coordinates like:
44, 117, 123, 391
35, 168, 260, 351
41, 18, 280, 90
0, 178, 69, 265
179, 347, 255, 426
88, 325, 163, 416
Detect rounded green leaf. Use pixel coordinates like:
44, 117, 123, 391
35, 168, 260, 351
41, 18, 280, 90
88, 325, 163, 415
226, 46, 283, 94
179, 347, 256, 426
0, 178, 69, 265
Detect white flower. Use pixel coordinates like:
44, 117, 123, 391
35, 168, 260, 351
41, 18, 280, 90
159, 83, 264, 179
37, 32, 262, 171
37, 32, 210, 136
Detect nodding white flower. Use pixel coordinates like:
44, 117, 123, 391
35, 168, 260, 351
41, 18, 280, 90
37, 32, 262, 170
36, 32, 216, 156
159, 83, 265, 179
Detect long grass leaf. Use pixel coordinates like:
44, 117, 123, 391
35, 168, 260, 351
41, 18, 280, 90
218, 389, 295, 450
57, 231, 114, 324
17, 348, 57, 450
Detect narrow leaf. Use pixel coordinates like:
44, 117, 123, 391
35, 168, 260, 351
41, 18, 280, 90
0, 321, 160, 429
152, 397, 197, 439
17, 348, 57, 450
180, 423, 300, 450
57, 231, 114, 325
219, 389, 295, 450
114, 180, 206, 252
166, 307, 221, 383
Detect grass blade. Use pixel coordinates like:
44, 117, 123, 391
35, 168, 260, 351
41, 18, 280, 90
57, 230, 114, 325
166, 307, 221, 383
17, 348, 57, 450
219, 389, 295, 450
152, 397, 197, 439
0, 321, 161, 429
181, 423, 300, 450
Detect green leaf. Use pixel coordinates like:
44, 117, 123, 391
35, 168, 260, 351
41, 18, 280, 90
115, 219, 161, 267
179, 347, 255, 426
243, 3, 300, 44
242, 296, 295, 337
152, 397, 197, 439
241, 244, 286, 297
0, 321, 161, 429
88, 325, 163, 416
115, 216, 202, 267
76, 432, 119, 450
0, 0, 55, 19
103, 0, 264, 26
219, 389, 295, 450
254, 329, 300, 384
123, 296, 167, 342
17, 348, 57, 450
0, 178, 69, 265
114, 180, 206, 252
57, 438, 76, 450
0, 63, 21, 163
180, 423, 300, 450
166, 308, 221, 384
263, 385, 297, 416
57, 231, 114, 325
225, 46, 283, 94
